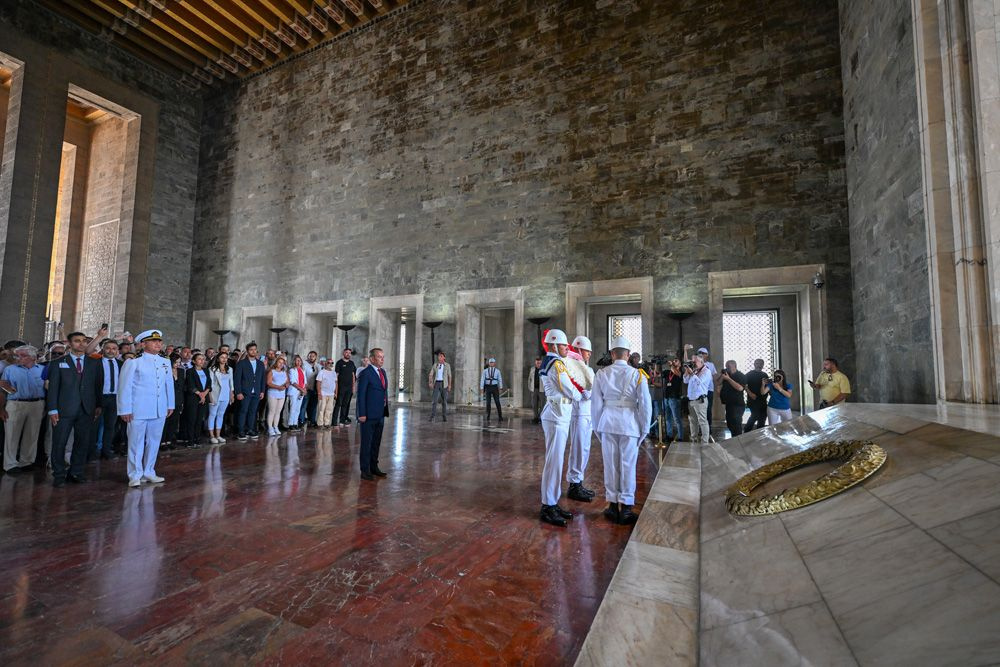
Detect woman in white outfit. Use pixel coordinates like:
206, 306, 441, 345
284, 354, 307, 431
265, 357, 289, 436
206, 351, 234, 444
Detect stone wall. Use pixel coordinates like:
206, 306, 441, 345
191, 0, 852, 375
839, 0, 935, 403
0, 0, 201, 342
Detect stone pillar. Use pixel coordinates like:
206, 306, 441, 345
0, 54, 64, 343
912, 0, 998, 402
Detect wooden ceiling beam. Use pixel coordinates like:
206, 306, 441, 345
105, 0, 223, 61
231, 0, 280, 33
91, 0, 214, 70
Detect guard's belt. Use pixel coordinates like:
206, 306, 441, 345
547, 397, 572, 405
605, 399, 634, 408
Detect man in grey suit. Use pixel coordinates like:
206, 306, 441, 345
47, 331, 103, 487
427, 351, 452, 422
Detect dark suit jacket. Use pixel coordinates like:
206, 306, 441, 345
234, 357, 266, 396
356, 365, 388, 422
183, 367, 212, 396
46, 354, 102, 417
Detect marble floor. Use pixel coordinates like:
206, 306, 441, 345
0, 409, 658, 665
700, 403, 1000, 667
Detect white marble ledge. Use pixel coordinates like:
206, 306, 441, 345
609, 540, 699, 610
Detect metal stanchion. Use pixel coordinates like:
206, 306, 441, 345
655, 414, 669, 466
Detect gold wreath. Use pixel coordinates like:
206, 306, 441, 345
724, 440, 887, 516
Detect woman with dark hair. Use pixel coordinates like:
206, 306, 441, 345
163, 353, 184, 447
762, 368, 794, 424
207, 352, 234, 444
182, 352, 212, 447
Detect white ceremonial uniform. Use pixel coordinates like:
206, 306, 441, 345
118, 351, 175, 483
591, 360, 652, 505
539, 352, 583, 505
566, 359, 596, 486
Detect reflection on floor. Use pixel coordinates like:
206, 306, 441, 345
0, 409, 659, 664
701, 403, 1000, 667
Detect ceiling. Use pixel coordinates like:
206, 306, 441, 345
36, 0, 416, 88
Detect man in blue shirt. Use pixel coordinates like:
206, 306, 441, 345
1, 345, 46, 473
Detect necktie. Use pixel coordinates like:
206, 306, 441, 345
75, 357, 82, 375
108, 359, 115, 392
379, 368, 386, 389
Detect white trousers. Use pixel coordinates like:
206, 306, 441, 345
600, 432, 640, 504
284, 392, 304, 427
566, 413, 593, 484
540, 419, 571, 506
767, 407, 793, 424
127, 416, 165, 482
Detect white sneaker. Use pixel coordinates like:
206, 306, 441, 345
143, 474, 165, 484
128, 478, 141, 488
217, 436, 226, 443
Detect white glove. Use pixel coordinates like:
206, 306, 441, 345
581, 389, 592, 400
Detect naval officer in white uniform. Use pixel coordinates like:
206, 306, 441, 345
118, 329, 175, 487
591, 336, 652, 525
538, 329, 583, 527
566, 335, 596, 502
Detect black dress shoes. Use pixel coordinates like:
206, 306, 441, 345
360, 472, 375, 481
567, 483, 593, 502
552, 505, 573, 521
372, 468, 387, 477
100, 450, 117, 460
52, 477, 66, 488
539, 505, 568, 527
618, 505, 639, 525
603, 502, 620, 523
67, 473, 86, 484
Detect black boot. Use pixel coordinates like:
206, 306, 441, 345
577, 483, 596, 499
618, 505, 639, 526
567, 482, 593, 502
603, 502, 620, 523
540, 504, 568, 527
552, 505, 573, 521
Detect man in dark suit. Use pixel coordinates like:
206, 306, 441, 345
356, 347, 389, 481
94, 338, 123, 460
234, 342, 266, 440
46, 331, 103, 487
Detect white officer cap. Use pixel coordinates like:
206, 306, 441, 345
697, 347, 709, 354
543, 329, 568, 345
609, 335, 632, 351
137, 329, 163, 342
571, 335, 592, 352
488, 357, 496, 363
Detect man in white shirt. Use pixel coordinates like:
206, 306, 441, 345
315, 359, 338, 428
427, 351, 452, 422
683, 355, 712, 443
118, 330, 175, 487
591, 336, 652, 525
479, 358, 504, 422
685, 344, 717, 426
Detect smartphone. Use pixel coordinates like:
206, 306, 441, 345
101, 322, 109, 330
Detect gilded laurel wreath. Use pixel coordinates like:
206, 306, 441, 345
724, 440, 887, 516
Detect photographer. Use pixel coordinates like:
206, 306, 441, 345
663, 358, 684, 441
743, 359, 768, 431
762, 369, 794, 424
682, 355, 712, 443
717, 360, 746, 437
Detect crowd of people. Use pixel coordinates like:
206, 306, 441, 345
0, 325, 366, 486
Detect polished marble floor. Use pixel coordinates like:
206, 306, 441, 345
0, 409, 658, 665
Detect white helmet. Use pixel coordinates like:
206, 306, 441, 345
543, 329, 568, 345
571, 335, 592, 352
609, 335, 632, 351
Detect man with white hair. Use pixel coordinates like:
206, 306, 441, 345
538, 329, 583, 527
0, 345, 45, 474
566, 335, 597, 502
591, 336, 652, 525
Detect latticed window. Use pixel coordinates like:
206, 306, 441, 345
722, 310, 779, 372
397, 321, 407, 391
608, 314, 643, 356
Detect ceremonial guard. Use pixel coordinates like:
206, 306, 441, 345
479, 357, 504, 421
118, 330, 175, 487
565, 335, 596, 502
538, 329, 583, 527
591, 336, 652, 525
